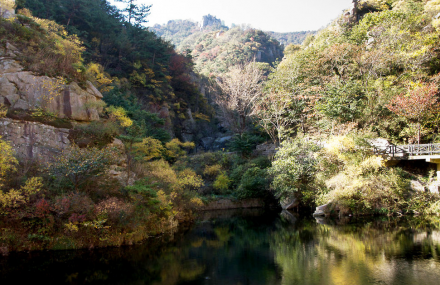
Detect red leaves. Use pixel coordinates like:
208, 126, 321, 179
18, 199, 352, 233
35, 198, 51, 218
386, 82, 439, 121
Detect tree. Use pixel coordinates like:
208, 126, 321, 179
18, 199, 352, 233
215, 62, 265, 134
269, 138, 320, 205
386, 82, 439, 144
117, 0, 151, 26
253, 91, 296, 145
47, 145, 115, 191
0, 137, 17, 189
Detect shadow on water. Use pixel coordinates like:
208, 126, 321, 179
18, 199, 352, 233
2, 209, 440, 284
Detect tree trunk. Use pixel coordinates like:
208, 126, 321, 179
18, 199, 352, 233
418, 122, 421, 145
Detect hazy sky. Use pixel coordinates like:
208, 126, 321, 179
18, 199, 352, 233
110, 0, 354, 33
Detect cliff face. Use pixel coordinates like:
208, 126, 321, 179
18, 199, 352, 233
0, 118, 70, 161
0, 44, 102, 121
199, 14, 222, 30
0, 42, 105, 161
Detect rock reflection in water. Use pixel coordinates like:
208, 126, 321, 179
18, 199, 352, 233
1, 210, 440, 284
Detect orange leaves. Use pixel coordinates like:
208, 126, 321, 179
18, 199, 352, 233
386, 82, 439, 120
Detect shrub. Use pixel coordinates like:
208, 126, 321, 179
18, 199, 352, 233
132, 137, 164, 161
95, 197, 134, 226
228, 133, 263, 157
236, 167, 269, 199
165, 139, 195, 162
203, 164, 222, 179
0, 137, 18, 188
47, 145, 116, 191
0, 11, 85, 81
71, 121, 120, 147
213, 173, 231, 193
269, 138, 320, 203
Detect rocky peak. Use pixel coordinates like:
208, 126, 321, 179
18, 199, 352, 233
344, 0, 360, 24
199, 14, 222, 30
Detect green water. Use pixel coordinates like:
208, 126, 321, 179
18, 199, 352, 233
1, 209, 440, 284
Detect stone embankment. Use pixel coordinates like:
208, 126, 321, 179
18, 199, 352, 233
201, 198, 265, 211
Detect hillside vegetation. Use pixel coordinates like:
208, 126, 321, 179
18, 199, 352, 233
260, 0, 440, 215
151, 19, 284, 76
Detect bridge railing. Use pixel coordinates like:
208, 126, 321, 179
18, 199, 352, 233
373, 143, 440, 157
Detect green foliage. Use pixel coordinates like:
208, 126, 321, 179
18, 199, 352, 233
269, 138, 320, 203
72, 121, 120, 147
228, 133, 264, 157
164, 139, 195, 163
47, 145, 115, 191
213, 173, 231, 193
167, 25, 284, 75
0, 11, 85, 81
316, 80, 365, 122
235, 167, 269, 199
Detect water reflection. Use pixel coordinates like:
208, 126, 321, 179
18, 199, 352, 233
1, 210, 440, 284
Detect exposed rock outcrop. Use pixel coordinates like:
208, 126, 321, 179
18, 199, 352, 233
0, 45, 103, 121
280, 196, 299, 210
0, 0, 15, 19
181, 108, 196, 142
199, 14, 222, 30
313, 204, 332, 217
0, 118, 70, 161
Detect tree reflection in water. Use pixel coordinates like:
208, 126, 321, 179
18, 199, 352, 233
1, 209, 440, 285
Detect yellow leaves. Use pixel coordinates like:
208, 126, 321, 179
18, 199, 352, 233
425, 0, 440, 16
165, 138, 195, 162
357, 156, 384, 175
433, 19, 440, 31
133, 137, 164, 161
0, 177, 43, 212
325, 136, 356, 162
20, 177, 43, 196
174, 169, 203, 192
85, 63, 113, 93
0, 0, 15, 10
0, 137, 17, 187
189, 197, 204, 208
64, 222, 79, 233
0, 104, 7, 118
106, 106, 133, 127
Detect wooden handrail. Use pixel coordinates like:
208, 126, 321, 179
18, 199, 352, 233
373, 143, 440, 157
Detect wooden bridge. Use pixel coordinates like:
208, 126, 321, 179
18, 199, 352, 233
374, 143, 440, 181
373, 143, 440, 158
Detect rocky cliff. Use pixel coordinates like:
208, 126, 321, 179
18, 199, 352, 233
0, 44, 102, 121
0, 42, 105, 161
199, 14, 223, 30
0, 118, 70, 161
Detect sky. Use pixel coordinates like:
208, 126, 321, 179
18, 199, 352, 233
110, 0, 354, 33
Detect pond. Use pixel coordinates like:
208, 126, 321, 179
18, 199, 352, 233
1, 209, 440, 284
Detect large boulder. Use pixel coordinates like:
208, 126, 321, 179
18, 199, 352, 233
0, 54, 103, 121
313, 203, 332, 217
0, 118, 70, 161
0, 1, 15, 19
280, 196, 299, 210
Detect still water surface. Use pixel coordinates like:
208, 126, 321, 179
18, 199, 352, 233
1, 209, 440, 284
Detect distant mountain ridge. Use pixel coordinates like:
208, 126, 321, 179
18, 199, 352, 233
150, 17, 315, 48
150, 16, 313, 76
